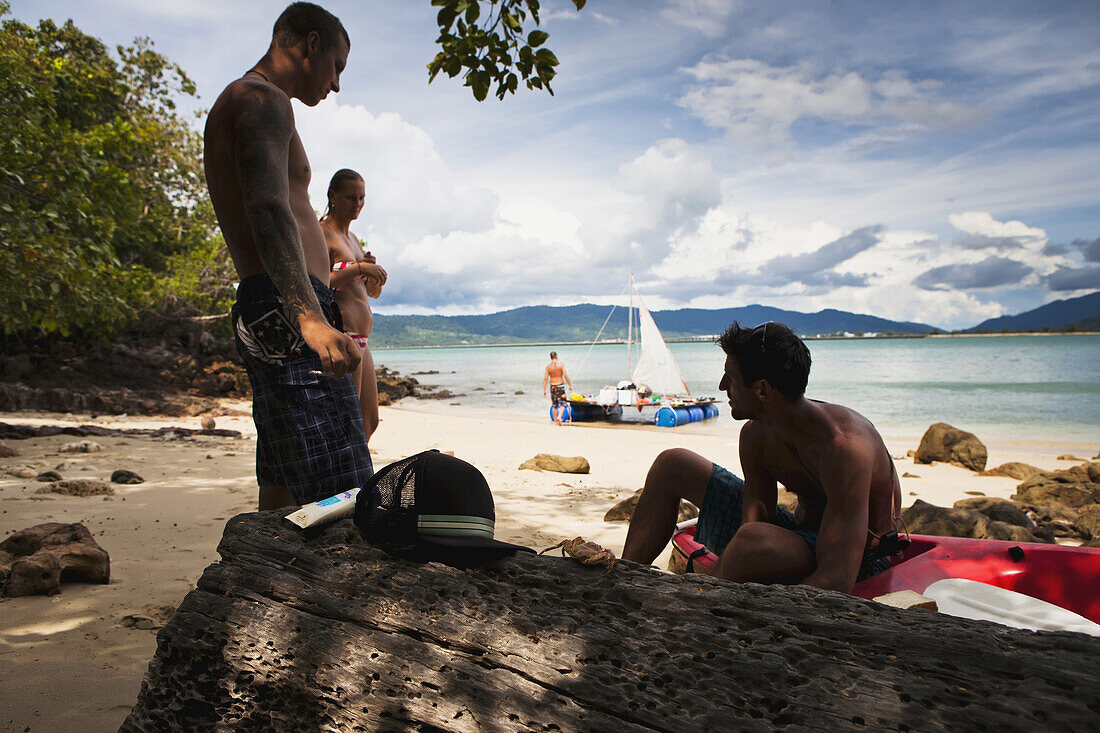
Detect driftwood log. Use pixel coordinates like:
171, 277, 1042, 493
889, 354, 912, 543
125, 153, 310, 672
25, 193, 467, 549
122, 512, 1100, 732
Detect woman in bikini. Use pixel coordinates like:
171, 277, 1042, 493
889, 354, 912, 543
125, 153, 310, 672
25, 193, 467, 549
321, 169, 387, 440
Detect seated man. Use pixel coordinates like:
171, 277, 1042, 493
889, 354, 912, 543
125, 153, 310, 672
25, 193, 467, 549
622, 322, 901, 593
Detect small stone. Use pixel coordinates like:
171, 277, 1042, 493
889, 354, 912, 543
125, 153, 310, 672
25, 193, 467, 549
60, 440, 103, 454
0, 444, 20, 458
35, 470, 63, 482
36, 479, 114, 497
6, 467, 36, 479
1057, 454, 1086, 462
120, 614, 160, 631
201, 416, 216, 431
902, 472, 920, 478
518, 454, 590, 474
110, 469, 145, 485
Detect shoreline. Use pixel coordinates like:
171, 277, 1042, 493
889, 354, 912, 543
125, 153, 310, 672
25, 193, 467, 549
1, 399, 1097, 731
371, 330, 1100, 350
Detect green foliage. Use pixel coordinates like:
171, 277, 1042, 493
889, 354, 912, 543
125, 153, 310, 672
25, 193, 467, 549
427, 0, 586, 101
0, 3, 227, 338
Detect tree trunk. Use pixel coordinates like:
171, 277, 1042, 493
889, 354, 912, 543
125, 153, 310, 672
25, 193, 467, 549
121, 512, 1100, 732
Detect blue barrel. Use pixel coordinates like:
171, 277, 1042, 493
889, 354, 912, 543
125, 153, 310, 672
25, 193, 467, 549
688, 406, 705, 422
654, 406, 678, 427
550, 404, 573, 422
674, 407, 691, 425
705, 403, 719, 418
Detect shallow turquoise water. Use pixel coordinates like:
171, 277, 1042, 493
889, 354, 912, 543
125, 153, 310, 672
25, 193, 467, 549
374, 335, 1100, 442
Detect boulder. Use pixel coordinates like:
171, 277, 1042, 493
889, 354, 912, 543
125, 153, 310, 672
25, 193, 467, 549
977, 462, 1047, 480
603, 489, 698, 523
35, 479, 114, 497
1075, 505, 1100, 541
35, 470, 62, 482
110, 469, 145, 485
0, 443, 19, 458
120, 512, 1100, 732
1013, 467, 1100, 509
952, 497, 1034, 528
1057, 454, 1087, 461
901, 499, 1048, 543
914, 423, 988, 471
518, 453, 590, 474
7, 466, 35, 478
0, 522, 110, 597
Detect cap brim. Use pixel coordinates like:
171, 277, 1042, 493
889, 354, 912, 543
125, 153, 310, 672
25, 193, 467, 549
418, 535, 535, 568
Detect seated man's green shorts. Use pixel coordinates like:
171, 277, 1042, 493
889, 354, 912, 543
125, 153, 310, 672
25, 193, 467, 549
694, 463, 891, 582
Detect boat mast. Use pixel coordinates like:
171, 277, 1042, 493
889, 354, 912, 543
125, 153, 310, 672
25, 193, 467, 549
627, 274, 634, 377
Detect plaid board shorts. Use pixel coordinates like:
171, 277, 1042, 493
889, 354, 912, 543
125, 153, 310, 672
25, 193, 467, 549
694, 463, 892, 582
232, 274, 373, 504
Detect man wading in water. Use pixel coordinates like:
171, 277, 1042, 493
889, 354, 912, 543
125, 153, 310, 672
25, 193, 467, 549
543, 351, 573, 425
203, 2, 372, 509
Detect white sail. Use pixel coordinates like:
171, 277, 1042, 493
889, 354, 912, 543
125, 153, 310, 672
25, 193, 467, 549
631, 299, 691, 396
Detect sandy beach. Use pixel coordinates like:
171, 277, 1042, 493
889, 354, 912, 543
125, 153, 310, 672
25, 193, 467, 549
0, 400, 1096, 731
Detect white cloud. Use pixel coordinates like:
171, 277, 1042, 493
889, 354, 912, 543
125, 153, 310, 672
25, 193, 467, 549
294, 100, 497, 246
660, 0, 742, 37
678, 59, 983, 148
948, 210, 1045, 240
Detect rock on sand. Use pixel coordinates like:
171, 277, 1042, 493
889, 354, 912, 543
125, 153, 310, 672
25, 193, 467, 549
914, 423, 987, 472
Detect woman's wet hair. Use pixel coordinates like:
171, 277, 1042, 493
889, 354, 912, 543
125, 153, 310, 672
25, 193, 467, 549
273, 2, 350, 52
323, 168, 364, 218
717, 321, 811, 398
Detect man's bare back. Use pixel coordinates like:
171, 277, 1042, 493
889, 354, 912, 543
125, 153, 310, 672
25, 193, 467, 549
545, 361, 567, 385
205, 78, 330, 284
739, 400, 900, 546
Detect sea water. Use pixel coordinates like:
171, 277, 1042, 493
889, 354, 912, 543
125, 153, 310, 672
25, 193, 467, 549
374, 335, 1100, 443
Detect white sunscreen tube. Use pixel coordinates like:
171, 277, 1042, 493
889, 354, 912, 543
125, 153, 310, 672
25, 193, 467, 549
285, 488, 360, 529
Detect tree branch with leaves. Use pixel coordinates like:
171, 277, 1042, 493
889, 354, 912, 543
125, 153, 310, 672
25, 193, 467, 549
427, 0, 586, 101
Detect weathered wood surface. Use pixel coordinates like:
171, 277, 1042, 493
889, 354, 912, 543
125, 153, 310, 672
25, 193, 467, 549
122, 512, 1100, 732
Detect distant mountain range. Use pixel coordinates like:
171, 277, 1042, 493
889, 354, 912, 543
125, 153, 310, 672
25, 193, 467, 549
967, 291, 1100, 333
370, 303, 940, 348
370, 290, 1100, 347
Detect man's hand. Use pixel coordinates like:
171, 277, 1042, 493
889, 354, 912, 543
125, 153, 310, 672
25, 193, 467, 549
299, 314, 361, 377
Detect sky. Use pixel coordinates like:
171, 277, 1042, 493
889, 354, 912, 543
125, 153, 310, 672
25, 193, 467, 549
10, 0, 1100, 329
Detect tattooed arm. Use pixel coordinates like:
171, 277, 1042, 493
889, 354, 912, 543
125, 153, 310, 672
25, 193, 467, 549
232, 83, 359, 377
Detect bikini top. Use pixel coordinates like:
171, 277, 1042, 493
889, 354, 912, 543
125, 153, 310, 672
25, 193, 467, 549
332, 261, 369, 280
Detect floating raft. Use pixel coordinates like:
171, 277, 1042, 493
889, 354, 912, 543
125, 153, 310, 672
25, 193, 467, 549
564, 396, 721, 426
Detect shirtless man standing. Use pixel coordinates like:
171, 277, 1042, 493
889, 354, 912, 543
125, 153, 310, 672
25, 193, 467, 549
321, 168, 387, 440
542, 351, 573, 425
203, 2, 372, 510
623, 322, 901, 593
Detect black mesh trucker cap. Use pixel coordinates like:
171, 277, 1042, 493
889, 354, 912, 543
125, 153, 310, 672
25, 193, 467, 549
354, 450, 533, 568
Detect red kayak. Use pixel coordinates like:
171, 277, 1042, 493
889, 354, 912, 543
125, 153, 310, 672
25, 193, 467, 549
670, 525, 1100, 624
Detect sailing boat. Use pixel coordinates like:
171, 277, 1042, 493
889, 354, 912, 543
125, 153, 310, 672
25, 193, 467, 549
567, 276, 719, 426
